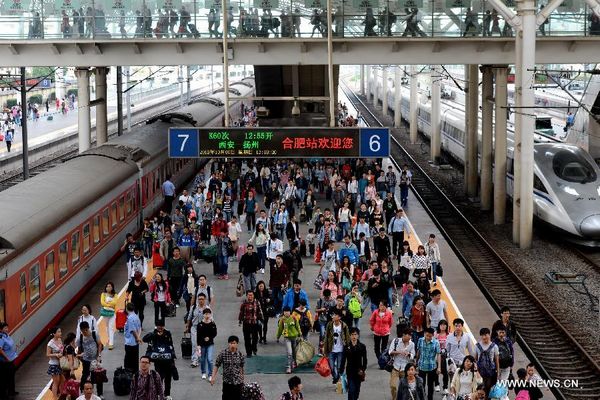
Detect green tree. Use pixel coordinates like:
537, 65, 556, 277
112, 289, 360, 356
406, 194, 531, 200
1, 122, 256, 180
26, 67, 55, 80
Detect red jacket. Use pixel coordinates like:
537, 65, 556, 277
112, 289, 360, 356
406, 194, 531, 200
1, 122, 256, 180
369, 309, 393, 336
149, 281, 172, 303
211, 219, 228, 236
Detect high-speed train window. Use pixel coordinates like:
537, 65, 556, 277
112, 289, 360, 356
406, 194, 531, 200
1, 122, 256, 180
552, 150, 597, 183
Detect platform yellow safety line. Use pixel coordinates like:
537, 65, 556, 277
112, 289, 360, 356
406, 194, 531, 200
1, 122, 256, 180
37, 262, 157, 400
404, 217, 477, 344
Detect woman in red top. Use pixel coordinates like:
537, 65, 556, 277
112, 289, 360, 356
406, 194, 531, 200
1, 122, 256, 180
321, 270, 340, 299
369, 300, 393, 361
410, 296, 426, 345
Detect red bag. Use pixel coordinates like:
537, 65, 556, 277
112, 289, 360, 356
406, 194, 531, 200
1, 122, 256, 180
62, 379, 79, 398
116, 308, 127, 331
152, 243, 164, 269
315, 356, 331, 377
313, 246, 322, 264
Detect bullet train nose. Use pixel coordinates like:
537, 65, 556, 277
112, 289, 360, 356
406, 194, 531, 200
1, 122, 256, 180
579, 215, 600, 238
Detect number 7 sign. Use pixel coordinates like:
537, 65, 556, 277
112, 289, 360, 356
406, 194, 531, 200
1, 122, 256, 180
360, 128, 390, 157
169, 128, 199, 158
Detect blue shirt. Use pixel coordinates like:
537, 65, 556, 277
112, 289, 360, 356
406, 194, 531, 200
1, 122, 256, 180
417, 337, 440, 372
338, 243, 359, 265
0, 333, 18, 362
162, 180, 176, 196
402, 290, 421, 318
124, 313, 141, 346
388, 216, 409, 233
178, 234, 195, 248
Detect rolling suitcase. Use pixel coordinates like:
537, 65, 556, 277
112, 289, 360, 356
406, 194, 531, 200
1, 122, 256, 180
116, 308, 127, 332
181, 333, 192, 359
113, 367, 133, 396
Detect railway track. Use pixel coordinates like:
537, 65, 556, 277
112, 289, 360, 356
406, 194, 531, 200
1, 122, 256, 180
342, 83, 600, 400
0, 87, 212, 192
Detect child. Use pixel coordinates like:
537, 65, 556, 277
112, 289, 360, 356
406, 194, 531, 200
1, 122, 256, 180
280, 376, 303, 400
292, 299, 313, 340
276, 306, 302, 374
305, 229, 316, 257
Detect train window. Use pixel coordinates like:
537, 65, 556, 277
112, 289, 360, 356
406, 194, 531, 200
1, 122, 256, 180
126, 192, 132, 216
83, 224, 91, 256
71, 232, 80, 266
45, 251, 56, 290
552, 150, 597, 183
93, 215, 101, 244
59, 241, 68, 277
0, 289, 5, 322
119, 196, 125, 222
30, 263, 40, 305
102, 209, 110, 237
111, 203, 117, 228
20, 272, 26, 313
534, 175, 548, 193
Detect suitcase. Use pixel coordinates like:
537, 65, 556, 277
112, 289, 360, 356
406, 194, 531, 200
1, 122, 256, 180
116, 309, 127, 332
181, 333, 192, 359
166, 303, 177, 318
113, 367, 133, 396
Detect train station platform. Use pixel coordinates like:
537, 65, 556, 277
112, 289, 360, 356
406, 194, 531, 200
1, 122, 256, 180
14, 160, 552, 400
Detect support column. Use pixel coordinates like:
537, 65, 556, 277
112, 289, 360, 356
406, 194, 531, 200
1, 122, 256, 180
409, 65, 418, 144
513, 35, 522, 243
366, 66, 371, 101
95, 67, 108, 145
465, 64, 479, 198
373, 69, 379, 108
382, 67, 389, 116
360, 65, 365, 96
480, 65, 494, 210
327, 0, 335, 127
55, 68, 65, 101
494, 66, 509, 225
518, 0, 536, 249
179, 65, 184, 108
75, 68, 91, 153
394, 66, 402, 128
431, 66, 441, 163
187, 65, 192, 103
223, 2, 230, 127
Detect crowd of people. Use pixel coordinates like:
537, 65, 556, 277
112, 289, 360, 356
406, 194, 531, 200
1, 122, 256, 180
0, 157, 549, 400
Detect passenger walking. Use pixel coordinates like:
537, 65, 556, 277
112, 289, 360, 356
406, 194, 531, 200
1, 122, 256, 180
424, 234, 441, 284
126, 271, 149, 326
216, 230, 232, 280
0, 322, 19, 399
283, 279, 310, 311
162, 174, 176, 214
491, 306, 517, 343
4, 128, 13, 152
474, 327, 500, 395
127, 247, 148, 280
340, 327, 368, 400
249, 223, 269, 274
277, 307, 302, 374
179, 264, 198, 313
75, 304, 98, 339
433, 320, 450, 395
238, 290, 263, 358
100, 282, 118, 350
369, 300, 393, 360
399, 169, 411, 207
389, 329, 415, 399
323, 310, 350, 384
210, 335, 245, 400
46, 327, 65, 399
397, 363, 426, 400
449, 355, 482, 398
412, 245, 431, 280
77, 381, 101, 400
197, 308, 217, 380
185, 292, 210, 368
149, 273, 171, 326
129, 356, 165, 400
124, 303, 143, 373
415, 327, 441, 400
255, 281, 272, 344
426, 290, 448, 330
77, 321, 104, 396
493, 327, 514, 381
166, 247, 185, 304
142, 321, 175, 399
446, 318, 475, 368
280, 376, 303, 400
239, 244, 259, 291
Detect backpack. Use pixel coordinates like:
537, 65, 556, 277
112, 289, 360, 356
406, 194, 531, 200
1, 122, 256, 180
348, 297, 362, 318
378, 338, 399, 372
298, 310, 311, 333
476, 343, 496, 377
497, 341, 512, 369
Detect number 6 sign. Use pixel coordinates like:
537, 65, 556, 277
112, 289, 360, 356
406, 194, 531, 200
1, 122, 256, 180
169, 128, 199, 158
359, 128, 390, 157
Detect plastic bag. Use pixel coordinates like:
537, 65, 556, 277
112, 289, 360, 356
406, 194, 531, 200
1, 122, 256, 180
489, 383, 509, 399
295, 339, 315, 366
315, 356, 331, 377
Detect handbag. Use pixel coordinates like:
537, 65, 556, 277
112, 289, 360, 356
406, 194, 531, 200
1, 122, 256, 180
60, 354, 80, 371
436, 264, 444, 277
91, 366, 109, 383
313, 272, 324, 291
171, 363, 179, 381
236, 275, 245, 297
357, 369, 366, 382
62, 378, 80, 398
265, 305, 276, 318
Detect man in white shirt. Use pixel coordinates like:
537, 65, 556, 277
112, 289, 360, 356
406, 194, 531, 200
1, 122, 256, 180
76, 381, 101, 400
389, 330, 415, 399
127, 247, 148, 280
347, 176, 359, 207
446, 318, 475, 368
267, 233, 284, 270
426, 289, 448, 329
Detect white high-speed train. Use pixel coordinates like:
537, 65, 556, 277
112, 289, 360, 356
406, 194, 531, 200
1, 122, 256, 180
367, 75, 600, 245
